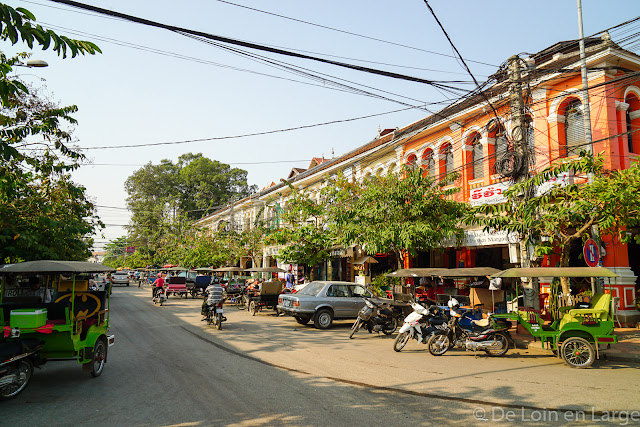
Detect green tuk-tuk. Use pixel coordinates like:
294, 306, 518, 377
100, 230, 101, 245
0, 260, 115, 378
491, 267, 619, 368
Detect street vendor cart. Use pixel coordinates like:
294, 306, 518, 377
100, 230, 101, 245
490, 267, 619, 368
0, 260, 115, 383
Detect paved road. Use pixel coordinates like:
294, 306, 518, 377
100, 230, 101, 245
3, 287, 639, 426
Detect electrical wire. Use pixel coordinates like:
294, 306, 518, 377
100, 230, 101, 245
45, 0, 479, 88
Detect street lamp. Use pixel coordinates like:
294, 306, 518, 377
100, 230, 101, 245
15, 59, 49, 68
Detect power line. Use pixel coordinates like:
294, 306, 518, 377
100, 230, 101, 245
46, 0, 477, 88
85, 159, 315, 167
210, 0, 498, 68
28, 0, 497, 69
79, 107, 416, 150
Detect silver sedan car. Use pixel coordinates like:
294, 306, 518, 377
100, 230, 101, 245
277, 281, 374, 329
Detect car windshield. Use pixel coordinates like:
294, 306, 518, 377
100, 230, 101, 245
295, 282, 325, 296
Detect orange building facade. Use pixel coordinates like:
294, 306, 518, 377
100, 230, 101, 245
396, 35, 640, 325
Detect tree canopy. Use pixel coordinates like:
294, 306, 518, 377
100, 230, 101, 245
324, 167, 467, 268
468, 152, 640, 296
0, 3, 102, 262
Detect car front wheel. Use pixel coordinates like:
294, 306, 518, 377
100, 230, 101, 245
314, 309, 333, 329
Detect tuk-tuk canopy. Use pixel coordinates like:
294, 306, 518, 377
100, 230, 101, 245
439, 267, 503, 277
491, 267, 618, 278
1, 260, 115, 274
213, 266, 247, 272
385, 268, 450, 278
245, 267, 286, 273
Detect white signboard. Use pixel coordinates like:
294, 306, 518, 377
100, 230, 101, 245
442, 230, 515, 248
469, 173, 572, 207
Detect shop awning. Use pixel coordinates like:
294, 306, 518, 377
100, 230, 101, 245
353, 256, 378, 265
491, 267, 618, 278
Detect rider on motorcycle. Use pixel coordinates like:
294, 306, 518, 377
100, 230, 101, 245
152, 273, 165, 299
202, 281, 225, 321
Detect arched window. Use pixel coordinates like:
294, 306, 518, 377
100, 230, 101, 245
422, 149, 435, 178
494, 124, 508, 161
470, 134, 483, 179
440, 143, 454, 176
406, 153, 418, 169
625, 92, 640, 154
564, 99, 587, 157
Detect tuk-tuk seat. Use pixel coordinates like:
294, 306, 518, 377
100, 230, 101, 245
167, 276, 186, 285
558, 293, 611, 329
0, 302, 70, 326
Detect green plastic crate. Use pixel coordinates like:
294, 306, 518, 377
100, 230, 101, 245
10, 308, 47, 328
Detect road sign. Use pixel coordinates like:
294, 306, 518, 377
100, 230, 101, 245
583, 239, 600, 267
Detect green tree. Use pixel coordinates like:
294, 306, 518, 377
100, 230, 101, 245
324, 167, 466, 269
0, 4, 101, 262
124, 153, 256, 250
179, 154, 256, 221
268, 188, 332, 279
468, 152, 640, 298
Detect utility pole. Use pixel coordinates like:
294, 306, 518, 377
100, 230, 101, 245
508, 54, 538, 309
577, 0, 602, 294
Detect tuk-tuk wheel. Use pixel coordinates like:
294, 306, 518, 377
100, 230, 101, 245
249, 301, 257, 316
560, 337, 595, 368
90, 339, 107, 377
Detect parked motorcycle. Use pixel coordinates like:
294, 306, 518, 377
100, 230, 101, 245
427, 299, 512, 357
393, 302, 448, 351
0, 338, 45, 400
205, 299, 226, 330
350, 297, 400, 339
152, 287, 166, 306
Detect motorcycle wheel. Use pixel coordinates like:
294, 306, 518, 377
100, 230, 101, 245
484, 332, 510, 357
393, 331, 410, 352
216, 314, 223, 330
427, 334, 450, 356
159, 299, 163, 306
0, 359, 33, 400
349, 319, 362, 339
249, 300, 257, 316
382, 317, 398, 335
236, 295, 246, 310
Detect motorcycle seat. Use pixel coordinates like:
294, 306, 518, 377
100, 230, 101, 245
471, 318, 490, 327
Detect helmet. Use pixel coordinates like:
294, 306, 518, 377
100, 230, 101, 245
447, 298, 460, 310
157, 273, 161, 278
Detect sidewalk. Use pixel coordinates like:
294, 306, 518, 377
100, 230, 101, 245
513, 326, 640, 363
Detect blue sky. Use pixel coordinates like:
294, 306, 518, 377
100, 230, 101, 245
7, 0, 639, 248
